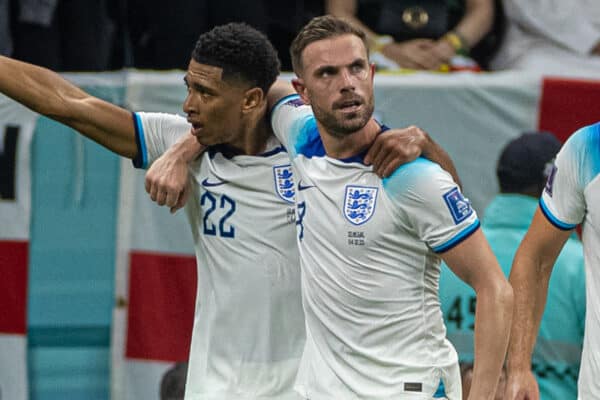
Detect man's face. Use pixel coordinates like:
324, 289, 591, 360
183, 59, 248, 147
293, 34, 375, 137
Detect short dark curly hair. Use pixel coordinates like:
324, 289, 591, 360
192, 23, 280, 94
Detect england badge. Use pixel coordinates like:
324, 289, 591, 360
344, 185, 378, 225
273, 164, 295, 203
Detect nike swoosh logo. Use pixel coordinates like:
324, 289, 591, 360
201, 178, 228, 187
297, 180, 315, 191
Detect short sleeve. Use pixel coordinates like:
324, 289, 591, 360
131, 112, 191, 169
270, 94, 314, 155
540, 124, 600, 229
383, 158, 480, 253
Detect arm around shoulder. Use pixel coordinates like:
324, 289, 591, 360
267, 79, 296, 111
145, 132, 205, 212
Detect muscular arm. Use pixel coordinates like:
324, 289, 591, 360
504, 208, 571, 399
267, 79, 297, 110
441, 229, 513, 400
0, 56, 137, 158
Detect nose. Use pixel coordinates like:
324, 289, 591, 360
182, 92, 195, 115
339, 68, 355, 91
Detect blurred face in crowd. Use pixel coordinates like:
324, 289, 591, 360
292, 34, 375, 138
183, 59, 255, 149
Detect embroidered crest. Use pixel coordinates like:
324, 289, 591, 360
443, 187, 473, 224
344, 185, 378, 225
273, 164, 295, 203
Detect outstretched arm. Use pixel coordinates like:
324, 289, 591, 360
442, 229, 513, 400
504, 208, 571, 400
0, 56, 137, 158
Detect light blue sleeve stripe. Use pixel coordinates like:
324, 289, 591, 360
539, 197, 578, 231
432, 219, 481, 253
133, 113, 148, 169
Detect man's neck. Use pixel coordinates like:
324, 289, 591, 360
226, 111, 272, 156
318, 118, 381, 159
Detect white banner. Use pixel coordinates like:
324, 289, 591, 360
0, 94, 37, 400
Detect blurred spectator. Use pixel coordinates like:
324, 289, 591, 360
439, 132, 585, 400
11, 0, 117, 71
490, 0, 600, 78
160, 362, 188, 400
326, 0, 505, 71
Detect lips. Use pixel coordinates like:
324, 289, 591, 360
334, 97, 363, 111
188, 121, 203, 136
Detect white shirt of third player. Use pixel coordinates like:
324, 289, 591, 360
539, 122, 600, 400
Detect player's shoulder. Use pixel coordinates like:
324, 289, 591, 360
271, 94, 305, 112
562, 121, 600, 156
270, 94, 312, 125
383, 157, 445, 187
558, 121, 600, 186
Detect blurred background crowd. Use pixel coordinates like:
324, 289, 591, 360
1, 0, 599, 77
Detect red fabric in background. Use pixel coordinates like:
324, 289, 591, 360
126, 251, 196, 362
538, 77, 600, 143
0, 240, 28, 334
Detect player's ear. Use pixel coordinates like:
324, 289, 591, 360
291, 78, 310, 105
242, 87, 265, 113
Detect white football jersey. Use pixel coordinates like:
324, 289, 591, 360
133, 112, 305, 400
540, 122, 600, 400
271, 96, 479, 400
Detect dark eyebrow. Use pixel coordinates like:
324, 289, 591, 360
314, 65, 337, 76
183, 76, 189, 86
350, 58, 367, 67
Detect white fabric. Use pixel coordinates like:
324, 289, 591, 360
134, 112, 305, 400
540, 122, 600, 400
491, 0, 600, 78
272, 97, 478, 400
